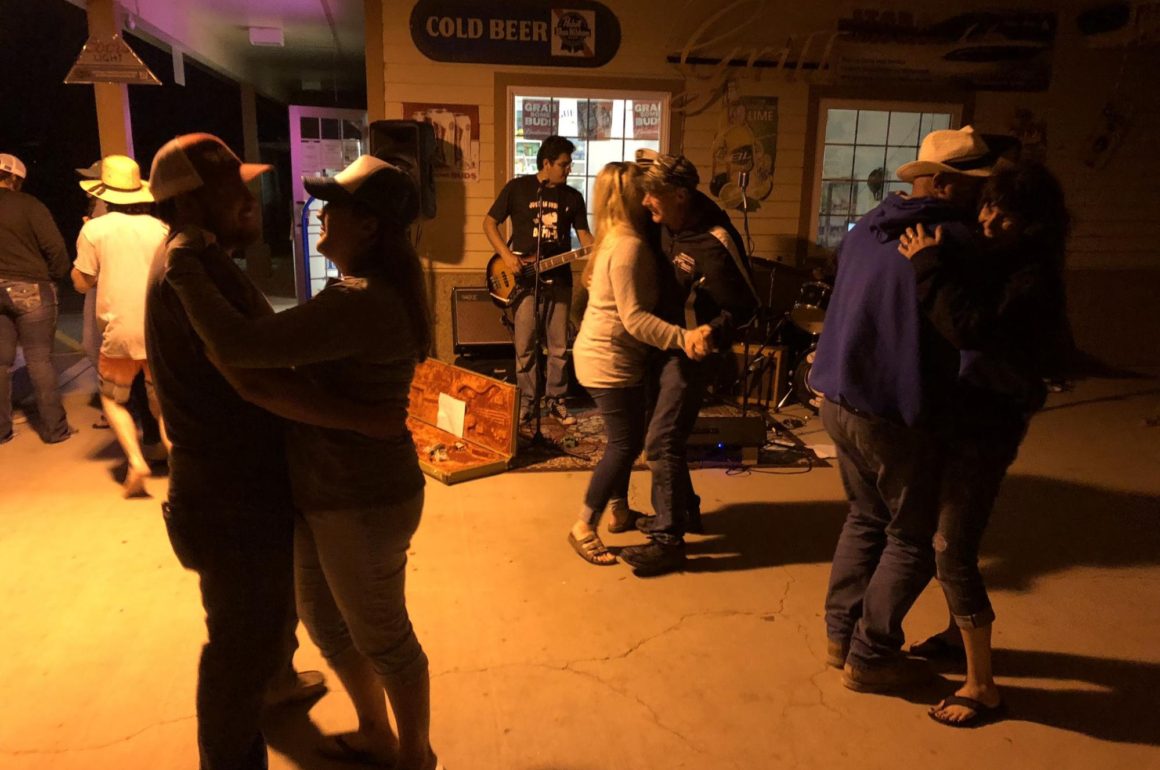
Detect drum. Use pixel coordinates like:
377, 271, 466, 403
789, 281, 832, 335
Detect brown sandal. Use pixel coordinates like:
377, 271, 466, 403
568, 531, 617, 566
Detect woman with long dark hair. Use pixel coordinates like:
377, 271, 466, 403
164, 155, 440, 769
898, 161, 1072, 727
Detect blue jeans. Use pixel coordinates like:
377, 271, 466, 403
582, 386, 647, 525
163, 497, 298, 770
0, 279, 69, 440
935, 421, 1025, 629
643, 352, 710, 546
822, 399, 943, 667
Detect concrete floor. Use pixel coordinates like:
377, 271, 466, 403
1, 371, 1158, 770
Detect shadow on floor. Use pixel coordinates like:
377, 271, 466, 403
982, 475, 1160, 591
679, 475, 1160, 590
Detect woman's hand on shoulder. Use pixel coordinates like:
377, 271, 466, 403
898, 223, 942, 260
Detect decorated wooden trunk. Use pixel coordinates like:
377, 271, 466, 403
406, 358, 519, 484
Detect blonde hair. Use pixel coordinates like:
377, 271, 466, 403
591, 162, 649, 249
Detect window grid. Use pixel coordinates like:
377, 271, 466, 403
511, 91, 666, 240
814, 106, 954, 250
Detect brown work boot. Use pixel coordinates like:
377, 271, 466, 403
842, 656, 933, 693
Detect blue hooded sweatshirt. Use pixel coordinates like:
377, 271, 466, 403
810, 193, 974, 427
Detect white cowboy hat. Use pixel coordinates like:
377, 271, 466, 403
79, 154, 154, 205
895, 125, 995, 183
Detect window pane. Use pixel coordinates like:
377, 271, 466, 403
886, 146, 918, 179
853, 145, 887, 183
587, 139, 624, 170
853, 179, 884, 215
822, 145, 854, 179
819, 181, 853, 216
855, 111, 889, 145
825, 109, 858, 143
920, 112, 952, 135
887, 112, 922, 146
885, 181, 909, 197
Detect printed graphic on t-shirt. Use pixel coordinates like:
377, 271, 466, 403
530, 201, 561, 244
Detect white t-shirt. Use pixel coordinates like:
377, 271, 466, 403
74, 212, 168, 360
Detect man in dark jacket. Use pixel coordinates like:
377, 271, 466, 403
811, 126, 994, 692
620, 152, 759, 576
0, 154, 71, 444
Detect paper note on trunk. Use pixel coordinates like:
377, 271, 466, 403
436, 393, 467, 438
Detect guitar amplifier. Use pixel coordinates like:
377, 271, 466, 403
451, 287, 514, 355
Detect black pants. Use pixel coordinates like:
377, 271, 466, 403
164, 498, 298, 770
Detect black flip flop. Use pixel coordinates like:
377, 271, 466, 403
910, 634, 967, 662
928, 695, 1006, 728
318, 733, 394, 766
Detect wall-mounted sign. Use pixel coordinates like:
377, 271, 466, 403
65, 34, 161, 85
520, 99, 558, 139
410, 0, 621, 67
709, 96, 777, 211
836, 10, 1057, 92
633, 100, 663, 140
403, 102, 481, 181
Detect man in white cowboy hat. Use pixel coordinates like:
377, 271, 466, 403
71, 154, 169, 496
0, 152, 72, 445
810, 125, 996, 692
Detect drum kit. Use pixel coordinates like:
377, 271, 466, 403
742, 261, 832, 412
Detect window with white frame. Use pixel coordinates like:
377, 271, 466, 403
811, 100, 962, 250
508, 88, 670, 238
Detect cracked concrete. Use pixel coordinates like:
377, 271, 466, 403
1, 376, 1159, 769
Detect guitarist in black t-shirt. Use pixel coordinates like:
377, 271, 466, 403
483, 135, 594, 426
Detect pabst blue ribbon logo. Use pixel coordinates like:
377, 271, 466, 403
552, 9, 595, 57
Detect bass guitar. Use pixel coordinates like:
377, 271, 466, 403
485, 245, 593, 308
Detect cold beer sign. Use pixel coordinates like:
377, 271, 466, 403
410, 0, 621, 67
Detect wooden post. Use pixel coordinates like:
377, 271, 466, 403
86, 0, 135, 158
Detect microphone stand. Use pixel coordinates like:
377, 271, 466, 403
527, 178, 555, 450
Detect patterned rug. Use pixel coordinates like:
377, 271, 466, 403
509, 399, 825, 473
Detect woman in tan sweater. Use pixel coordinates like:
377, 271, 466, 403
567, 162, 710, 565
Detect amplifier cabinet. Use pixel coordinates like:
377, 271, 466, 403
451, 286, 514, 355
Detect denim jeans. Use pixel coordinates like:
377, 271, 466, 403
163, 497, 298, 770
822, 399, 944, 667
513, 280, 571, 412
935, 420, 1026, 629
295, 491, 429, 688
643, 352, 711, 546
582, 386, 648, 525
0, 279, 69, 440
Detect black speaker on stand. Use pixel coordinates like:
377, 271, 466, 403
368, 120, 438, 219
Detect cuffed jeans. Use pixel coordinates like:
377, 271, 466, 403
0, 279, 69, 441
643, 352, 711, 546
935, 421, 1026, 629
513, 280, 571, 412
163, 497, 298, 770
295, 491, 428, 688
822, 399, 943, 668
582, 386, 647, 525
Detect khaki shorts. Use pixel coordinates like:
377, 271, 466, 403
97, 355, 153, 405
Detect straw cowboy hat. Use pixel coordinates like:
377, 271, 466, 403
79, 154, 154, 205
895, 125, 995, 183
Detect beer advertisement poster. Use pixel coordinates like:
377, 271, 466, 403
709, 96, 778, 211
404, 102, 481, 181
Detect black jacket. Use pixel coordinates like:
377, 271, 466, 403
655, 191, 758, 348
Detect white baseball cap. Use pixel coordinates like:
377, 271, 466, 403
0, 154, 27, 180
304, 155, 419, 226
